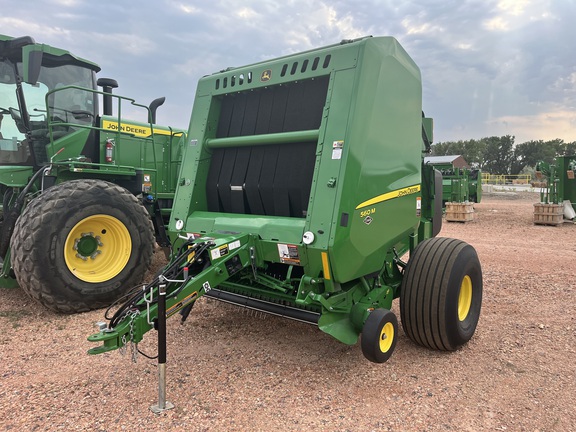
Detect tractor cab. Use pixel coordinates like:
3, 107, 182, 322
0, 35, 100, 170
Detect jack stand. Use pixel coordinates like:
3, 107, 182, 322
150, 283, 174, 414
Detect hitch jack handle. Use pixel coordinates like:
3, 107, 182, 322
150, 283, 174, 414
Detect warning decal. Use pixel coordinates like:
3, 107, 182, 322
211, 244, 229, 260
278, 244, 300, 265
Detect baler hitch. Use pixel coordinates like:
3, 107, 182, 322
88, 235, 251, 413
87, 236, 249, 354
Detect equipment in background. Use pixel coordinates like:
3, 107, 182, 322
424, 155, 482, 205
534, 156, 576, 225
0, 35, 185, 312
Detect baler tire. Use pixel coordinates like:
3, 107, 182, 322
361, 308, 398, 363
10, 179, 154, 313
400, 237, 482, 351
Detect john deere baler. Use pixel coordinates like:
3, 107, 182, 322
89, 36, 482, 365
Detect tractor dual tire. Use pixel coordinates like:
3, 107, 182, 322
400, 237, 482, 351
11, 179, 154, 313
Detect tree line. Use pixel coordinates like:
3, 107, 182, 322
431, 136, 576, 175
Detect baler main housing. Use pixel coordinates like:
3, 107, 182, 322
172, 36, 434, 343
89, 36, 482, 364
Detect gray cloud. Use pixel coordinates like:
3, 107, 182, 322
1, 0, 574, 142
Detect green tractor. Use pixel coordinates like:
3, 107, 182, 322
0, 35, 185, 312
89, 36, 483, 366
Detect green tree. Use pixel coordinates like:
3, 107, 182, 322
432, 136, 575, 176
480, 135, 515, 175
554, 139, 576, 156
431, 139, 485, 167
511, 140, 557, 174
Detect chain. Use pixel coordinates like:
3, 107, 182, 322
117, 309, 140, 363
119, 335, 127, 356
128, 310, 139, 363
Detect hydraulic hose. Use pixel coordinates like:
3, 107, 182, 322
106, 238, 212, 328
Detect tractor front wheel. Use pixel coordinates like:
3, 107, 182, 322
400, 237, 482, 351
11, 180, 154, 313
361, 308, 398, 363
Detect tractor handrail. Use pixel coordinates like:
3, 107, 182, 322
44, 85, 162, 164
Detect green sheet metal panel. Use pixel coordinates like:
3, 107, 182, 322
324, 38, 422, 282
171, 36, 424, 285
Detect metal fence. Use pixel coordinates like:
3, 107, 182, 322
481, 173, 531, 185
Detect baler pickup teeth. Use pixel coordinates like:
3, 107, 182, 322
205, 288, 320, 325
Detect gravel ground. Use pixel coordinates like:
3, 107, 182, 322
1, 191, 575, 431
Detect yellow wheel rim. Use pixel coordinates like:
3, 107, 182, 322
458, 275, 473, 321
64, 215, 131, 283
379, 322, 395, 353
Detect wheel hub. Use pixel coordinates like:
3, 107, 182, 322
64, 215, 131, 283
73, 232, 103, 260
379, 322, 394, 353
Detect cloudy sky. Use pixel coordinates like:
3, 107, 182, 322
1, 0, 575, 144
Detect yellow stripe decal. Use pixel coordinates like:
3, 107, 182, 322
321, 252, 331, 280
356, 184, 421, 210
102, 120, 176, 137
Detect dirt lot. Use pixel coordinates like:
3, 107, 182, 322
0, 192, 574, 431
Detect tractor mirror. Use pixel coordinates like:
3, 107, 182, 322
23, 46, 43, 85
422, 117, 433, 144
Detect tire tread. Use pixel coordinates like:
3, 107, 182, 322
11, 179, 154, 313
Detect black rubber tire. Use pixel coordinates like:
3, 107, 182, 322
11, 179, 154, 313
361, 308, 398, 363
0, 188, 14, 259
400, 237, 482, 351
0, 212, 3, 256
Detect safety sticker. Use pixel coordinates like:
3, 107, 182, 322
278, 243, 300, 265
229, 240, 241, 250
416, 197, 422, 217
211, 244, 229, 260
332, 140, 344, 160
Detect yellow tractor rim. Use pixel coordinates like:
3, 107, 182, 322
458, 275, 473, 321
64, 215, 131, 283
379, 322, 395, 353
